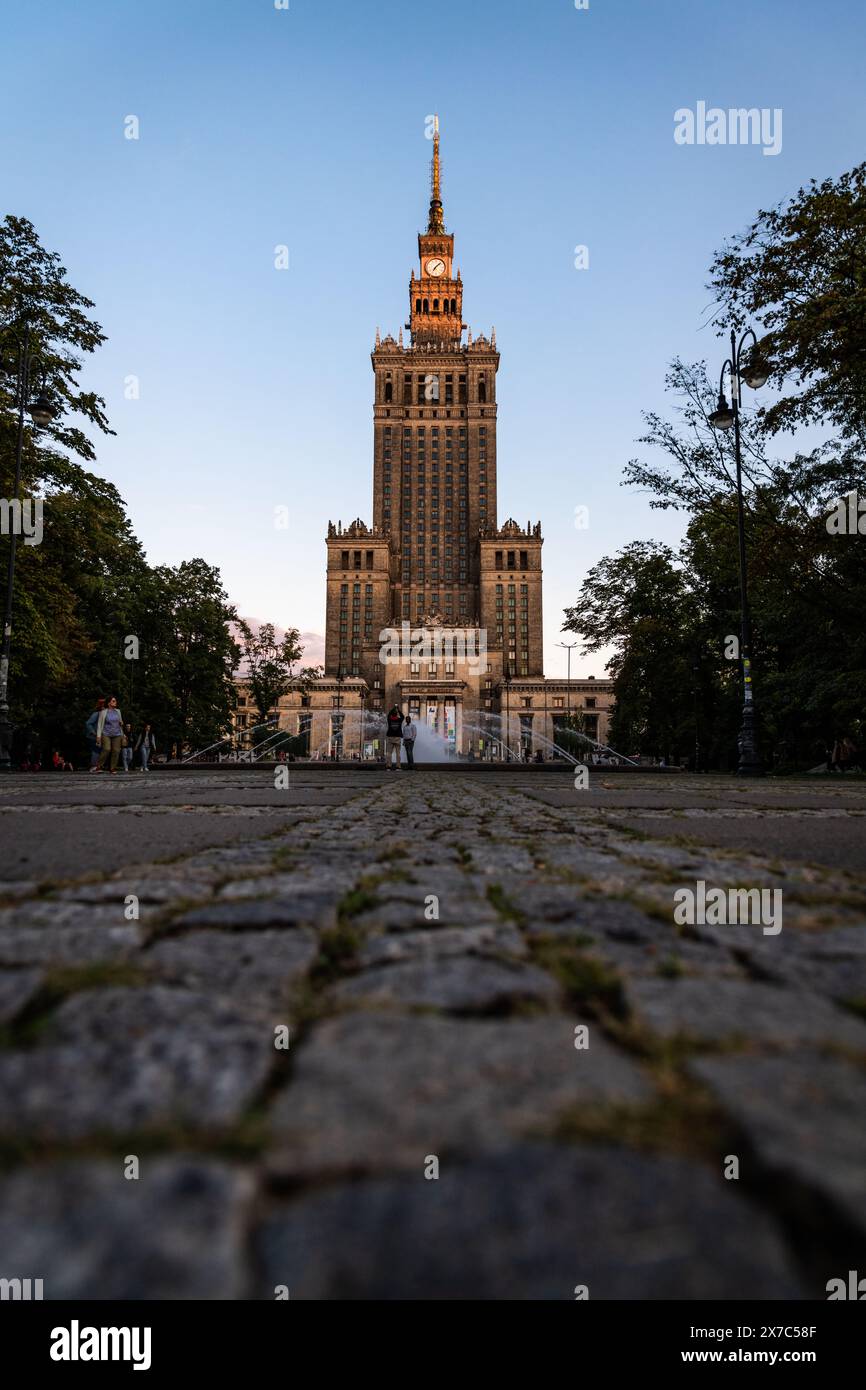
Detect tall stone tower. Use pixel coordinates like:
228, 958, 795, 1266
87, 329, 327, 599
325, 120, 543, 734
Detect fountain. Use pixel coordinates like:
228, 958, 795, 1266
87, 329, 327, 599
460, 716, 638, 768
412, 719, 454, 763
178, 707, 637, 769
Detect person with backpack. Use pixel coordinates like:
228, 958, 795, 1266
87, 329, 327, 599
385, 705, 404, 771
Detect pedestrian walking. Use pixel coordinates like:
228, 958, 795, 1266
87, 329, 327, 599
85, 699, 104, 768
135, 723, 156, 772
841, 735, 859, 773
121, 722, 134, 772
385, 705, 404, 771
403, 713, 417, 769
92, 696, 124, 773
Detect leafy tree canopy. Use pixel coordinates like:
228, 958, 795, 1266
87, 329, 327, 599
708, 163, 866, 445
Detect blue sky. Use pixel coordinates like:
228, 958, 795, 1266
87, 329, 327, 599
2, 0, 864, 675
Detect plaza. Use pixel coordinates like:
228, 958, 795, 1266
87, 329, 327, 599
0, 765, 863, 1298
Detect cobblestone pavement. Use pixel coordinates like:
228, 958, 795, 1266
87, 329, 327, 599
0, 768, 865, 1299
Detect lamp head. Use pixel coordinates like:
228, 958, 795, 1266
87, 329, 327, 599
28, 392, 57, 427
709, 393, 735, 431
741, 351, 769, 391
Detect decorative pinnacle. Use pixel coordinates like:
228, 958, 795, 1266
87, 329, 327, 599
427, 114, 445, 234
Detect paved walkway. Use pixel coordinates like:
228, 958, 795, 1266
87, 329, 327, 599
0, 769, 864, 1298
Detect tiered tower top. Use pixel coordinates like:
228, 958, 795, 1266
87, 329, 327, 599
409, 116, 463, 348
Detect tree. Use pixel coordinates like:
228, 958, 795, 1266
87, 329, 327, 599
578, 360, 866, 768
236, 621, 304, 732
708, 163, 866, 445
140, 561, 240, 755
563, 542, 708, 763
0, 214, 113, 469
565, 165, 866, 771
552, 708, 588, 759
0, 217, 259, 764
10, 461, 150, 759
1, 215, 142, 760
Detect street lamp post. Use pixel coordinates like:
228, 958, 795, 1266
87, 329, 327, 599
333, 665, 345, 761
502, 659, 513, 762
692, 656, 701, 773
557, 641, 578, 715
358, 687, 366, 761
708, 327, 768, 777
557, 639, 578, 760
0, 318, 58, 769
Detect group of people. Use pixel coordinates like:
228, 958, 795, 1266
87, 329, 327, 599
85, 698, 157, 773
385, 705, 417, 770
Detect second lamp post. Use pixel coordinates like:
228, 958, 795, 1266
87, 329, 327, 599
708, 327, 767, 777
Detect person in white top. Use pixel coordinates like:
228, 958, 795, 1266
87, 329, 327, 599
402, 715, 417, 770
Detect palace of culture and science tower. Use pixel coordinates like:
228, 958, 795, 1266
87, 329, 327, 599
236, 123, 612, 759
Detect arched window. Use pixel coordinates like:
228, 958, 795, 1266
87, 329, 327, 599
451, 298, 457, 314
384, 378, 392, 403
415, 298, 421, 314
478, 377, 487, 403
423, 298, 429, 314
433, 299, 439, 312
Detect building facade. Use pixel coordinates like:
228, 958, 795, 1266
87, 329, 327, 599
235, 124, 614, 760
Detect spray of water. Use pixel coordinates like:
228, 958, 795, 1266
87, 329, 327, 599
181, 707, 637, 768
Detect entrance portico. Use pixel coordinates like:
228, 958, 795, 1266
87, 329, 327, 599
400, 682, 464, 753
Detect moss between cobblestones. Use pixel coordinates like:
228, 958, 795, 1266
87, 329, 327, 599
485, 883, 524, 923
655, 955, 686, 979
308, 924, 363, 989
0, 962, 153, 1051
306, 885, 374, 989
338, 886, 379, 918
0, 1116, 272, 1172
548, 1080, 733, 1167
617, 854, 695, 885
623, 891, 672, 925
527, 935, 628, 1022
0, 869, 118, 907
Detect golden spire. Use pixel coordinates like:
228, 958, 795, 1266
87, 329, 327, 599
431, 115, 441, 201
427, 114, 445, 234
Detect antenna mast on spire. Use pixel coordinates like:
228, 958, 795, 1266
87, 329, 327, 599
431, 114, 440, 201
427, 114, 445, 233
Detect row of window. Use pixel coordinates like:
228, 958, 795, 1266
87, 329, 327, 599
339, 549, 375, 571
495, 550, 530, 570
389, 423, 470, 441
240, 700, 599, 726
414, 297, 457, 314
382, 376, 491, 406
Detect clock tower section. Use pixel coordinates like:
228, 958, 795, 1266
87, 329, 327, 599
410, 119, 463, 347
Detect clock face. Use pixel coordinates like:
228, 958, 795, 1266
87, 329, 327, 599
425, 257, 446, 277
